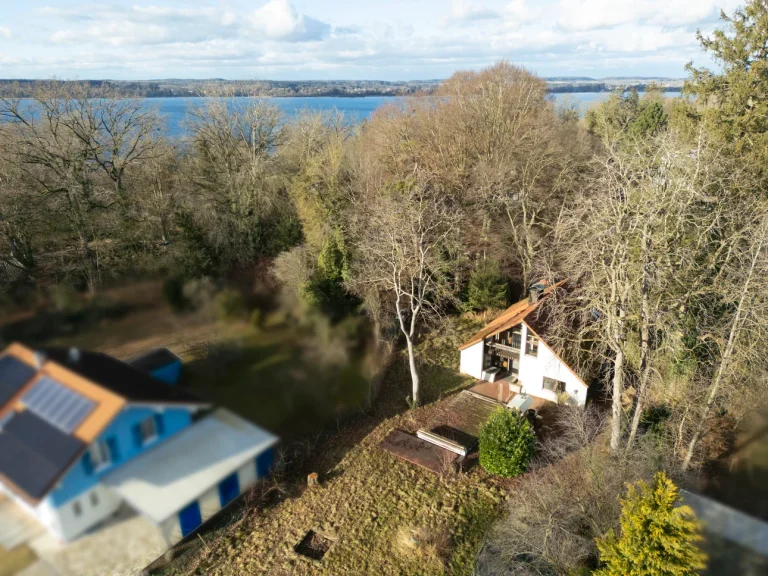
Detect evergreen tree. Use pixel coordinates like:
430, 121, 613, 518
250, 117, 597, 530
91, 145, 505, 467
464, 259, 508, 312
685, 1, 768, 175
595, 472, 707, 576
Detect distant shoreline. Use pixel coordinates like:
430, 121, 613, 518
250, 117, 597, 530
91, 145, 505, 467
0, 78, 685, 99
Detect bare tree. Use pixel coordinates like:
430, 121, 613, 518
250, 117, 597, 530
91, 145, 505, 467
348, 179, 460, 406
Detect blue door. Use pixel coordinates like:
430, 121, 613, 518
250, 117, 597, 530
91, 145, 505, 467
178, 501, 202, 537
256, 448, 274, 478
218, 473, 240, 507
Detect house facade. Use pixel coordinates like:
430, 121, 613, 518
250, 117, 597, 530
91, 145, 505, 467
459, 281, 588, 406
0, 343, 278, 545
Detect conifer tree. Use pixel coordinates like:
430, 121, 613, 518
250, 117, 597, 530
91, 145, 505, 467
595, 472, 707, 576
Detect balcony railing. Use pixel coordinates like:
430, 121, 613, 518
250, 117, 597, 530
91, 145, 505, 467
488, 341, 521, 355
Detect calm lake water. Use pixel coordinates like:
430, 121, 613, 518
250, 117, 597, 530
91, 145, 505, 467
145, 91, 682, 136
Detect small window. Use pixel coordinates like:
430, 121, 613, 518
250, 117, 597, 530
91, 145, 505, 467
73, 500, 82, 517
87, 439, 112, 471
139, 415, 158, 445
90, 491, 99, 507
526, 334, 539, 356
543, 377, 566, 394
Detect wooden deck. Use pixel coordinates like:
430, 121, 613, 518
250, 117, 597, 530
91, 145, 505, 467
469, 380, 514, 403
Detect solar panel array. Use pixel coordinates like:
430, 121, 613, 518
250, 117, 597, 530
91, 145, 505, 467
22, 376, 95, 434
0, 355, 36, 407
0, 411, 85, 499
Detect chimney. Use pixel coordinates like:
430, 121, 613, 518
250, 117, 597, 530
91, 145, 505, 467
68, 347, 81, 364
528, 288, 539, 304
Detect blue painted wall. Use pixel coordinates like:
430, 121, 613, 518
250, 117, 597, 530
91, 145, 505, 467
49, 406, 193, 507
150, 361, 182, 385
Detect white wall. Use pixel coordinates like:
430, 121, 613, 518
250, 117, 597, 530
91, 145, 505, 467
2, 482, 122, 542
518, 323, 587, 406
198, 486, 221, 524
159, 515, 182, 545
459, 341, 484, 379
51, 483, 122, 541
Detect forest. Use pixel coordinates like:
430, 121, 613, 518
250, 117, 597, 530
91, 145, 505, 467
2, 2, 768, 574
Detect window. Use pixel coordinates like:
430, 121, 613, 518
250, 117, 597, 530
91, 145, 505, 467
90, 491, 99, 507
526, 334, 539, 356
87, 439, 112, 471
73, 500, 82, 517
139, 415, 158, 445
543, 377, 566, 394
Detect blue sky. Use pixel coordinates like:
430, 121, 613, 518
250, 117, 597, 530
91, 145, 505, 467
0, 0, 744, 80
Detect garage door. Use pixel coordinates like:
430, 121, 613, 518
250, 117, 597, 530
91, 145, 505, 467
178, 500, 202, 538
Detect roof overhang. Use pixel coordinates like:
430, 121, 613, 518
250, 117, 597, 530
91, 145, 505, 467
103, 408, 278, 524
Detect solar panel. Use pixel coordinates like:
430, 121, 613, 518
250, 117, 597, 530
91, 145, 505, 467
0, 355, 36, 407
22, 376, 95, 434
0, 411, 85, 499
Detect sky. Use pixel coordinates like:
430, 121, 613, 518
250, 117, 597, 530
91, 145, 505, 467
0, 0, 746, 81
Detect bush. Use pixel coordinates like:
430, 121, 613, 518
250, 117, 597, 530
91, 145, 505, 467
249, 309, 263, 329
595, 472, 706, 576
213, 289, 246, 322
162, 276, 189, 312
479, 407, 536, 477
464, 259, 508, 312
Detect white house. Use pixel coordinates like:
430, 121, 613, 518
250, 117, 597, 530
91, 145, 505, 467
459, 280, 588, 406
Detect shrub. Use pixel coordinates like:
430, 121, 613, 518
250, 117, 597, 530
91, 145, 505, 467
479, 407, 536, 477
464, 259, 508, 312
595, 472, 707, 576
249, 309, 263, 329
49, 284, 82, 312
213, 289, 246, 322
162, 276, 189, 312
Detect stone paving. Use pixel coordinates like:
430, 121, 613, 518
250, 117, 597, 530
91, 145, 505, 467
26, 505, 167, 576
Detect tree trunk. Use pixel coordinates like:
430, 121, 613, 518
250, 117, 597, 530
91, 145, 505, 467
627, 229, 652, 451
406, 336, 420, 407
682, 225, 764, 470
610, 346, 624, 452
610, 305, 626, 453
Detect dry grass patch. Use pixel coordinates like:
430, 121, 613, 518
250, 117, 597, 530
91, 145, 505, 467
170, 401, 508, 576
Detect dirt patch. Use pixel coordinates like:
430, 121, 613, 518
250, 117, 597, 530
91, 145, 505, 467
294, 530, 334, 561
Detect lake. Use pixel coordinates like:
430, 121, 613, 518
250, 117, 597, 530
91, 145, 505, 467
147, 91, 682, 136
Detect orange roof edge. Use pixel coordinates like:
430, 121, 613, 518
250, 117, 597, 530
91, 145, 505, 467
458, 279, 568, 351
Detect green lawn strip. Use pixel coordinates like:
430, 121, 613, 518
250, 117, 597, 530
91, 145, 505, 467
182, 324, 372, 440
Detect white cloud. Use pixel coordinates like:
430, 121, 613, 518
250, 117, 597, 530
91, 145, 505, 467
556, 0, 722, 31
0, 26, 10, 38
247, 0, 330, 41
0, 0, 747, 79
444, 0, 500, 26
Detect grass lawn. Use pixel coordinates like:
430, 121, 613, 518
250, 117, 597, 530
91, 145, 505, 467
154, 398, 507, 576
0, 545, 37, 576
180, 322, 374, 440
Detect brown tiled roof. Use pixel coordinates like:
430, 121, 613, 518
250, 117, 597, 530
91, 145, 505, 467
458, 279, 567, 350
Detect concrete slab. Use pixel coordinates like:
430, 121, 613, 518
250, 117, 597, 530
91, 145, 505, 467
0, 496, 44, 550
27, 505, 167, 576
380, 429, 460, 474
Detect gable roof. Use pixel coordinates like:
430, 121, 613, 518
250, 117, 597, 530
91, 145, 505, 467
41, 348, 205, 407
0, 343, 210, 503
458, 279, 567, 351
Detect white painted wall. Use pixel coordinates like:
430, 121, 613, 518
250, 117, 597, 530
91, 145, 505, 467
517, 323, 587, 406
159, 515, 182, 545
1, 482, 121, 542
237, 458, 257, 492
51, 484, 122, 541
459, 341, 484, 379
198, 486, 221, 524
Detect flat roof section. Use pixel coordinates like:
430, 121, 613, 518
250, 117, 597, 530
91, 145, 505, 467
128, 348, 182, 374
103, 408, 278, 524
